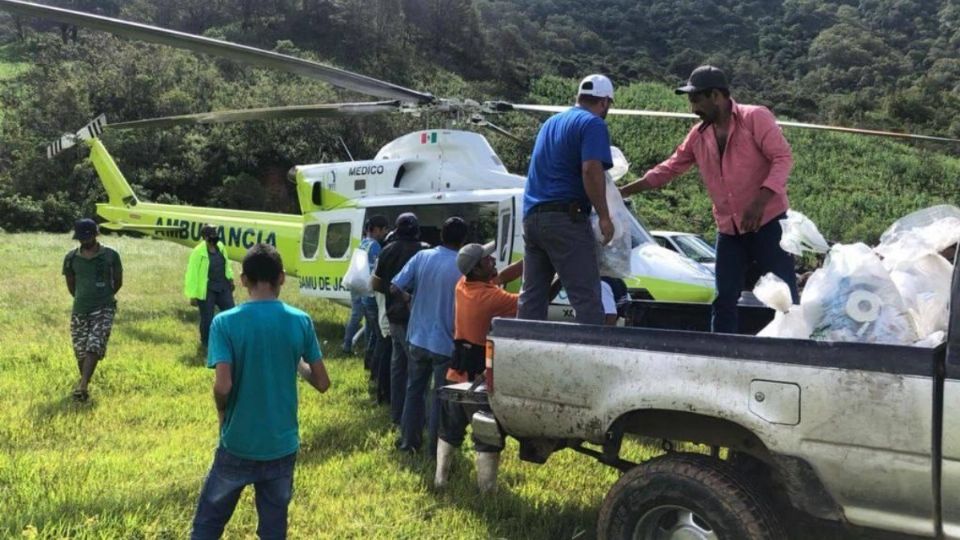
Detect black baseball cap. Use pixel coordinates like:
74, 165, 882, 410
73, 218, 98, 240
675, 65, 729, 95
201, 224, 219, 240
395, 212, 419, 237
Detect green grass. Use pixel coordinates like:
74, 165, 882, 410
0, 233, 660, 539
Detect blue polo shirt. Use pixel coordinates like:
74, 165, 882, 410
208, 299, 323, 460
523, 106, 613, 217
391, 246, 460, 357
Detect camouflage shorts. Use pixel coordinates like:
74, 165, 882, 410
70, 307, 116, 361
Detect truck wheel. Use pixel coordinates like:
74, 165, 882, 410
597, 453, 784, 540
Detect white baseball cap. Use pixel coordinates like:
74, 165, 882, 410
578, 74, 614, 101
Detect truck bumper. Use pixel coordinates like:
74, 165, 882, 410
471, 410, 505, 449
438, 382, 505, 450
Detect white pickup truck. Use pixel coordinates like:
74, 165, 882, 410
443, 251, 959, 539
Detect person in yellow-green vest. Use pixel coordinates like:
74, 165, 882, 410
185, 224, 236, 347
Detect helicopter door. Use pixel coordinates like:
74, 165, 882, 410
297, 208, 364, 303
496, 197, 515, 269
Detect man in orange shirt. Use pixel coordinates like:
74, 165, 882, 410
435, 242, 522, 493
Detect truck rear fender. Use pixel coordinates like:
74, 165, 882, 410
613, 409, 842, 521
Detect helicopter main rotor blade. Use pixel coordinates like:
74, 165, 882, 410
773, 120, 960, 144
509, 103, 698, 120
109, 101, 402, 130
509, 103, 960, 143
0, 0, 434, 104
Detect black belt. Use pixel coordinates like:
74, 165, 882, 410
528, 201, 589, 215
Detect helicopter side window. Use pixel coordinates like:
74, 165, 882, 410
302, 223, 321, 260
325, 222, 351, 259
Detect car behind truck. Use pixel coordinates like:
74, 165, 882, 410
443, 250, 959, 539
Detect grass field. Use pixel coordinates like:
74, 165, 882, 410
0, 232, 661, 539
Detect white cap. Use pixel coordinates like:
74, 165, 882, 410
578, 74, 614, 100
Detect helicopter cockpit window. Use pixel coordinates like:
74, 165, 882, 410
325, 222, 351, 259
302, 223, 321, 260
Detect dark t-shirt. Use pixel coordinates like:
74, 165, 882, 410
373, 238, 427, 324
207, 248, 230, 292
62, 245, 122, 314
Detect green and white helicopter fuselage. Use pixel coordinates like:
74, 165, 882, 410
86, 124, 715, 312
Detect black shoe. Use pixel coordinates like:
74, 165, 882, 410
394, 438, 417, 453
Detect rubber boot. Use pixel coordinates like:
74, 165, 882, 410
434, 439, 456, 489
475, 451, 500, 494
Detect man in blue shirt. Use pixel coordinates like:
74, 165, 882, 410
519, 74, 616, 325
191, 244, 330, 539
391, 217, 468, 453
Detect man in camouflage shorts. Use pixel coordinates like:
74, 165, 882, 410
63, 219, 123, 402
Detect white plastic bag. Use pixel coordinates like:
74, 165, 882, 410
608, 146, 630, 182
753, 273, 811, 339
888, 252, 952, 339
876, 205, 960, 263
758, 306, 811, 339
753, 273, 793, 313
375, 291, 391, 338
800, 243, 918, 345
779, 210, 829, 256
592, 171, 632, 278
343, 247, 371, 296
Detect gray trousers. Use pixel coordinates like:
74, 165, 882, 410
518, 210, 603, 325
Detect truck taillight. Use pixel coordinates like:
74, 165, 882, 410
485, 340, 494, 393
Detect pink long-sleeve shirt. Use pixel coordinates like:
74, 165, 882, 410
642, 100, 792, 235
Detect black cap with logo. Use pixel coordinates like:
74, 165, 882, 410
675, 65, 729, 95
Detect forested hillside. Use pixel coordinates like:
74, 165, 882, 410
0, 0, 957, 242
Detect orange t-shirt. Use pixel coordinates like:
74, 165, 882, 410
447, 277, 518, 382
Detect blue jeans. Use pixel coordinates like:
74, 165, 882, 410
199, 287, 235, 346
343, 292, 364, 352
712, 213, 799, 334
399, 344, 450, 451
362, 298, 380, 372
191, 448, 296, 540
389, 322, 410, 425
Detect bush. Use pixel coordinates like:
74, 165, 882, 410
0, 192, 78, 232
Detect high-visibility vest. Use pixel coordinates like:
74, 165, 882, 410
183, 241, 234, 300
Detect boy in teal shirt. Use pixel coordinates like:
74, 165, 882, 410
191, 243, 330, 539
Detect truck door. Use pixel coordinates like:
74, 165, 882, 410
940, 252, 960, 538
297, 208, 364, 305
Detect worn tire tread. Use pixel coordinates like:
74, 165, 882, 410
597, 452, 785, 540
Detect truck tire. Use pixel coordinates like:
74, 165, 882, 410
597, 453, 785, 540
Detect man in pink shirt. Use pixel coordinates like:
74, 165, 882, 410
620, 65, 798, 333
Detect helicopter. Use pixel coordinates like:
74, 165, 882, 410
3, 0, 959, 314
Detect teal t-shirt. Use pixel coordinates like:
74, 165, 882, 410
207, 299, 323, 460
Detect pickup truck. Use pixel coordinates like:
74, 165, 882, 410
443, 249, 959, 540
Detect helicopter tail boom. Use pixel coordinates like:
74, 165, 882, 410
86, 137, 139, 208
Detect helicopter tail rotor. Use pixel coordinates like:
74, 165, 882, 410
46, 114, 107, 158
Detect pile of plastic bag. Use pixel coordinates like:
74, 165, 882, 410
754, 206, 958, 348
